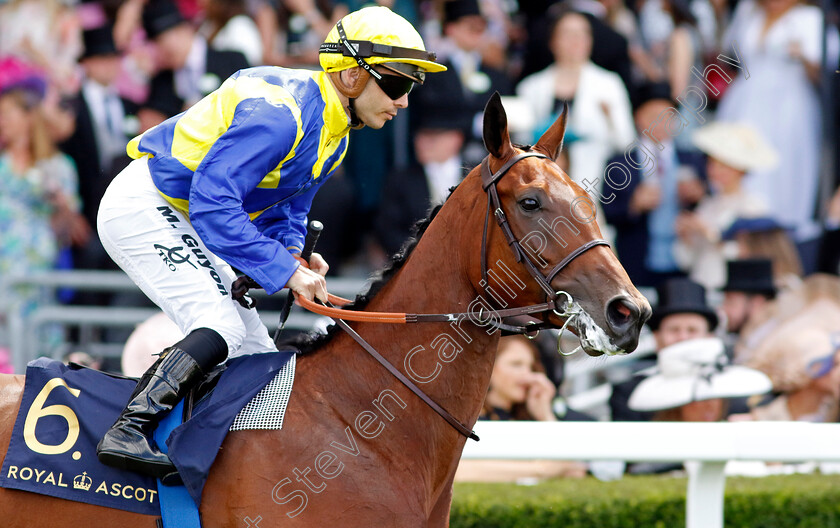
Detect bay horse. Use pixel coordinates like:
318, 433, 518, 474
0, 93, 651, 526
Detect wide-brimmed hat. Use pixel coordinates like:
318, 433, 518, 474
721, 216, 787, 240
748, 328, 840, 392
0, 56, 47, 99
721, 258, 776, 296
692, 122, 778, 173
628, 337, 773, 411
648, 278, 718, 331
81, 24, 119, 60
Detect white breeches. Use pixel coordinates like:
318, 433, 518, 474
97, 157, 277, 358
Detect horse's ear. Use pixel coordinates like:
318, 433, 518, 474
535, 101, 568, 161
482, 91, 513, 159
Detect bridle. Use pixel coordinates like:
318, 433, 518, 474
479, 151, 610, 340
233, 151, 611, 441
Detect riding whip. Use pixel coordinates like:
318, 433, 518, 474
273, 220, 323, 344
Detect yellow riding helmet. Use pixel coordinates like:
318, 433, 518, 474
319, 6, 446, 75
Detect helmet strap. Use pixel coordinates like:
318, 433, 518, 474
347, 98, 364, 129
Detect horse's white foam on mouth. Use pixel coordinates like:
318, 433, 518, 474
571, 302, 626, 356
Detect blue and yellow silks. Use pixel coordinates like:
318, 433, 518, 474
127, 67, 350, 294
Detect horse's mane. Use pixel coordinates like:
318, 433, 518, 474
285, 201, 447, 354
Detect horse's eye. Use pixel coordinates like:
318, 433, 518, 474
519, 197, 541, 212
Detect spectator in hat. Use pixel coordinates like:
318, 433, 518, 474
719, 258, 777, 360
722, 216, 804, 287
673, 122, 776, 290
518, 1, 635, 99
60, 24, 139, 273
623, 336, 771, 474
602, 81, 704, 288
141, 0, 249, 112
0, 56, 75, 143
0, 0, 82, 91
628, 337, 772, 421
417, 0, 513, 168
609, 278, 718, 421
375, 94, 471, 257
742, 330, 840, 423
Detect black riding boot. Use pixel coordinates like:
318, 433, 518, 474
96, 347, 204, 480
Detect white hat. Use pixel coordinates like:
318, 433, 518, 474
692, 122, 778, 173
628, 337, 772, 412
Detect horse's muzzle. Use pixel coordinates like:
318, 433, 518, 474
604, 295, 651, 352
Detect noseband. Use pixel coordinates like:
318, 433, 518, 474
479, 152, 610, 339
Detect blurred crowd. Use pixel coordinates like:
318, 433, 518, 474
1, 0, 840, 480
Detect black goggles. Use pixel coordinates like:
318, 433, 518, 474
372, 66, 419, 100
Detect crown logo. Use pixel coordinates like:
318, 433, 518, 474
73, 471, 92, 491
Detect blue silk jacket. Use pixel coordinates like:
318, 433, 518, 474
127, 67, 350, 294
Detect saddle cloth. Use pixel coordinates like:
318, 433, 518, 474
0, 350, 296, 515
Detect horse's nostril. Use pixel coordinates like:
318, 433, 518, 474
615, 302, 632, 318
607, 297, 638, 330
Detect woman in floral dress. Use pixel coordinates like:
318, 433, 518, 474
0, 85, 88, 319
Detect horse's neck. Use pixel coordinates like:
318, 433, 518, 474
319, 178, 498, 489
365, 231, 501, 413
368, 176, 497, 417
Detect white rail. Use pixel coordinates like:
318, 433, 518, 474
461, 421, 840, 528
3, 271, 369, 373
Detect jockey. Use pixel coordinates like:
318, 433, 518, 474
95, 5, 445, 482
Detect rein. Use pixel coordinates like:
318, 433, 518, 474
286, 152, 610, 442
294, 291, 575, 330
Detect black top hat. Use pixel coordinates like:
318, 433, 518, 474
81, 24, 118, 60
633, 81, 674, 111
443, 0, 482, 24
648, 278, 718, 331
721, 259, 776, 297
142, 0, 186, 40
